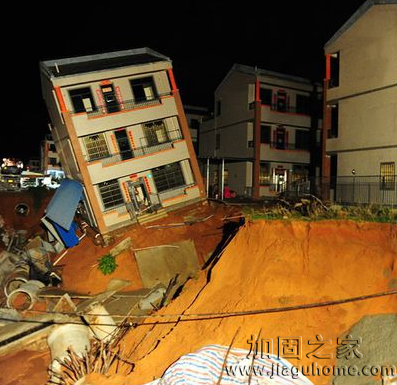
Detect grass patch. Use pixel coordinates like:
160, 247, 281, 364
243, 198, 397, 224
97, 254, 118, 275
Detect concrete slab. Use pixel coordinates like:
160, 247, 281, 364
135, 239, 199, 288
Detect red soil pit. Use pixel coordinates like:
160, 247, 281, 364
107, 219, 397, 385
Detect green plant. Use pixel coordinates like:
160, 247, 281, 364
97, 254, 118, 275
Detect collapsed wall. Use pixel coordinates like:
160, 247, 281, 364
114, 220, 397, 385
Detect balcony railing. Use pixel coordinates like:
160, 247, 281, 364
85, 129, 183, 166
265, 142, 310, 151
71, 92, 173, 117
158, 183, 196, 201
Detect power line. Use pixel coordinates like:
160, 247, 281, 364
1, 288, 396, 328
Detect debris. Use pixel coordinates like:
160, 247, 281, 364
109, 237, 132, 257
158, 344, 314, 385
134, 239, 199, 288
6, 280, 46, 311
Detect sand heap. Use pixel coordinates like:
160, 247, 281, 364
97, 219, 397, 385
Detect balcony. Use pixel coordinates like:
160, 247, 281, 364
70, 92, 173, 118
71, 93, 178, 137
85, 129, 183, 167
261, 142, 310, 164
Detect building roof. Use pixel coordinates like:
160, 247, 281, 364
216, 64, 319, 93
325, 0, 397, 48
40, 47, 171, 79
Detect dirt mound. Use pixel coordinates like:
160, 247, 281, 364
113, 220, 397, 385
58, 201, 235, 295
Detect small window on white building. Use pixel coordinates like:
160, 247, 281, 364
130, 77, 158, 102
84, 134, 110, 161
143, 120, 169, 146
380, 162, 395, 190
69, 87, 96, 113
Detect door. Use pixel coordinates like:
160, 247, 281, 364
273, 167, 287, 193
115, 129, 133, 160
276, 90, 287, 112
126, 179, 151, 214
276, 126, 286, 150
101, 84, 120, 113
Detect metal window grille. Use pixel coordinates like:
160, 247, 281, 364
98, 179, 124, 210
380, 162, 395, 190
143, 120, 169, 147
84, 134, 110, 161
152, 162, 185, 193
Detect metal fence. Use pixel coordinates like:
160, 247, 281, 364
283, 175, 397, 207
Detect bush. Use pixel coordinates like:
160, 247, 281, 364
97, 254, 118, 275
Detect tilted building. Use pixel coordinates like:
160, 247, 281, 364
40, 48, 205, 235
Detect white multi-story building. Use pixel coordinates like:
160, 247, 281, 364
40, 48, 205, 234
200, 64, 322, 199
323, 0, 397, 205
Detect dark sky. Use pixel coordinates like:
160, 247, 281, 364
3, 0, 364, 161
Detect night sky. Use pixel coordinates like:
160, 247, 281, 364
3, 0, 364, 161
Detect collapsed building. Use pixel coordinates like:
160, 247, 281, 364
40, 48, 206, 235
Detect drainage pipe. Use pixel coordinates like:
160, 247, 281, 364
6, 280, 45, 310
3, 264, 30, 297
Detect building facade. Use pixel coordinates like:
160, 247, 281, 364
40, 48, 205, 234
200, 64, 322, 199
184, 105, 211, 154
40, 133, 63, 176
323, 0, 397, 205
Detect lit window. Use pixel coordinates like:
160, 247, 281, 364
380, 162, 395, 190
260, 163, 271, 185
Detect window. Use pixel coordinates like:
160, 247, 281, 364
152, 162, 186, 192
247, 140, 254, 148
98, 179, 124, 210
260, 125, 271, 144
216, 100, 221, 116
329, 52, 340, 88
291, 165, 309, 182
276, 90, 287, 112
260, 88, 272, 105
215, 133, 220, 149
69, 87, 96, 113
190, 118, 200, 130
295, 130, 310, 150
143, 120, 169, 146
296, 94, 311, 115
84, 134, 110, 161
49, 143, 57, 152
329, 104, 339, 138
49, 157, 58, 166
380, 162, 395, 190
130, 77, 158, 102
259, 163, 271, 185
